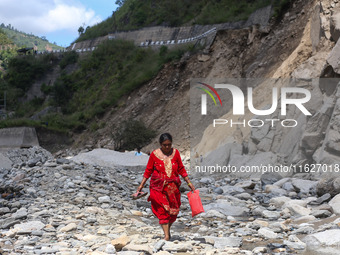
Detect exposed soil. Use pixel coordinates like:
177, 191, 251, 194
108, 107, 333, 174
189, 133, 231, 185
69, 0, 314, 156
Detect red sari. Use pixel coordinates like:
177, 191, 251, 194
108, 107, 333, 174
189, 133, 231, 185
143, 148, 188, 224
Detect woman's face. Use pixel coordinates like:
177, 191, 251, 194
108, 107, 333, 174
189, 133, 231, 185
161, 139, 172, 154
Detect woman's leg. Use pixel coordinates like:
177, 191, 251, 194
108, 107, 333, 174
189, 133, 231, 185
161, 223, 170, 240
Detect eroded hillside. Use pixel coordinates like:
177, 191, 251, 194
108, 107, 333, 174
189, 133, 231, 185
74, 0, 321, 157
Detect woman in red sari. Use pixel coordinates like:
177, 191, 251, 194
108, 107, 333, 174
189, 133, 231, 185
136, 133, 195, 240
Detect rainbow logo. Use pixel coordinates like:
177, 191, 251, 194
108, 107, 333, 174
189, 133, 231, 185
197, 82, 223, 106
197, 82, 222, 115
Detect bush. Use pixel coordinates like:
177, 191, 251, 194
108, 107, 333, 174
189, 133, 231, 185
59, 51, 79, 69
272, 0, 293, 19
5, 54, 56, 92
50, 74, 75, 111
0, 118, 39, 129
113, 119, 156, 151
1, 38, 193, 134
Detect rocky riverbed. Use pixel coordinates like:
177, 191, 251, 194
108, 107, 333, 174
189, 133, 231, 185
1, 147, 340, 255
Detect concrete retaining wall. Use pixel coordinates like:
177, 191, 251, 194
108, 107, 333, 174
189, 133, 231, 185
67, 5, 272, 52
0, 127, 39, 150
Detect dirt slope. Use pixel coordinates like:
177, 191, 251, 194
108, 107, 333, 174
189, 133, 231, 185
71, 0, 320, 156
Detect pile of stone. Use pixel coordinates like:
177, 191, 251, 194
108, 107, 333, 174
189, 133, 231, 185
5, 146, 53, 167
1, 147, 340, 254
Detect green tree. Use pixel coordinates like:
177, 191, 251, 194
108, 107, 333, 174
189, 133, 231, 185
115, 0, 125, 7
78, 26, 85, 35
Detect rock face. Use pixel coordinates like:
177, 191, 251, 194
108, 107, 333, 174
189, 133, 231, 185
331, 6, 340, 42
0, 153, 12, 169
304, 229, 340, 246
189, 0, 340, 191
329, 194, 340, 214
317, 177, 340, 197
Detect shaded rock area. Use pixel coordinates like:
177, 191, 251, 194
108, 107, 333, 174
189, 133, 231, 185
1, 147, 340, 254
191, 0, 340, 189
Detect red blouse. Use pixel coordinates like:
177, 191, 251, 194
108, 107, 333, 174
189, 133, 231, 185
143, 148, 188, 180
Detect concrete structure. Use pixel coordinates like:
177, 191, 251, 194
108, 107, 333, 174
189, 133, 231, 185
35, 6, 272, 54
0, 127, 39, 150
67, 5, 272, 53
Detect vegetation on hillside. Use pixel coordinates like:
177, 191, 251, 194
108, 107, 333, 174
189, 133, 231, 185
0, 24, 64, 51
0, 0, 295, 148
0, 28, 17, 74
0, 54, 58, 116
0, 40, 195, 134
0, 27, 12, 45
77, 0, 293, 43
0, 24, 63, 75
113, 119, 156, 151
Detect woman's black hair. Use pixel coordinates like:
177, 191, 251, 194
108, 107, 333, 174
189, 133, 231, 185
159, 133, 172, 144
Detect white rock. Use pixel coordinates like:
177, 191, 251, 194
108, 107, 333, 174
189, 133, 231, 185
204, 236, 242, 248
284, 235, 306, 250
162, 242, 193, 252
258, 228, 278, 239
287, 204, 311, 216
270, 196, 291, 208
59, 223, 77, 232
98, 196, 111, 203
261, 210, 281, 220
329, 194, 340, 214
252, 247, 267, 253
291, 179, 317, 194
304, 229, 340, 246
122, 243, 152, 254
200, 209, 225, 218
293, 215, 316, 224
14, 221, 45, 233
283, 199, 308, 208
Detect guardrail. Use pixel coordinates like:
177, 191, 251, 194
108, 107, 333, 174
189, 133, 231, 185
138, 27, 217, 47
35, 46, 98, 55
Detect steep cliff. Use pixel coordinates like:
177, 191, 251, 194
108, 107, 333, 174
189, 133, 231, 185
72, 0, 340, 185
192, 0, 340, 181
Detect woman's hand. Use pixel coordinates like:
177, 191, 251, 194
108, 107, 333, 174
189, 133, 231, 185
137, 185, 143, 193
184, 176, 195, 191
137, 177, 148, 193
188, 182, 195, 191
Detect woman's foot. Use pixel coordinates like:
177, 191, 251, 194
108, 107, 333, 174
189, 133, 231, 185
161, 224, 170, 241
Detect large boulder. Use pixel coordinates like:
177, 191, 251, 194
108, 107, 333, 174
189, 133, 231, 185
203, 199, 249, 216
304, 229, 340, 247
291, 179, 318, 195
261, 172, 283, 187
0, 153, 12, 169
329, 194, 340, 214
327, 39, 340, 75
317, 177, 340, 197
330, 7, 340, 42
